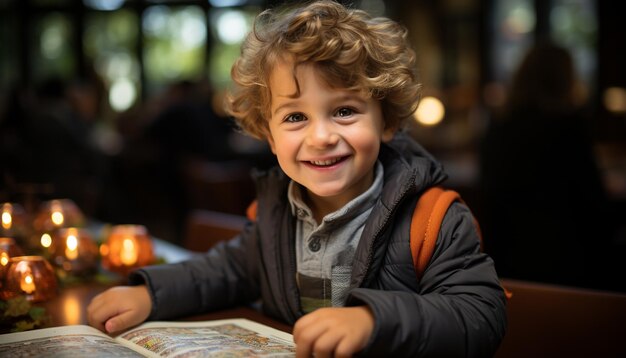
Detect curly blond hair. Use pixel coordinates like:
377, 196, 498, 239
226, 0, 421, 140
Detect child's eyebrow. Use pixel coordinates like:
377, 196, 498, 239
327, 94, 370, 110
334, 94, 368, 105
272, 100, 299, 117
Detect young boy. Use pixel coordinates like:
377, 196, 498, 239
88, 1, 507, 356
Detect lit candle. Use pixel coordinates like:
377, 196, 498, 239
120, 237, 138, 266
0, 252, 9, 267
1, 203, 26, 238
101, 224, 154, 275
0, 237, 24, 278
34, 199, 85, 233
51, 200, 65, 227
2, 256, 57, 302
51, 228, 98, 276
1, 203, 12, 230
41, 233, 53, 248
65, 234, 79, 260
21, 272, 36, 294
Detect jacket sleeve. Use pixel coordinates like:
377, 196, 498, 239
128, 220, 261, 320
347, 202, 507, 357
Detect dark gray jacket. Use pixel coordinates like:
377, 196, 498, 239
131, 133, 507, 357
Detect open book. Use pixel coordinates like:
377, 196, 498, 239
0, 318, 295, 357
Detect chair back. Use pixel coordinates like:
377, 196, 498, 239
496, 278, 626, 357
183, 209, 247, 252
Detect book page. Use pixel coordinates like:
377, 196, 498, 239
115, 318, 296, 357
0, 325, 144, 357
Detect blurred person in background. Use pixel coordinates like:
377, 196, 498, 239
479, 41, 615, 290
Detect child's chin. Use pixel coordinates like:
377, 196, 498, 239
305, 186, 348, 199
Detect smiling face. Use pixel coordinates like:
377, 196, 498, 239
267, 60, 395, 216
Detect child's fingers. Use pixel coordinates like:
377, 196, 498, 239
295, 340, 313, 358
294, 307, 373, 357
87, 300, 115, 332
310, 330, 344, 358
87, 285, 151, 333
334, 335, 362, 358
87, 289, 129, 332
293, 308, 330, 341
104, 309, 137, 333
294, 315, 331, 358
86, 312, 106, 332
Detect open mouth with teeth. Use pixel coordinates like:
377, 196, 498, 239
306, 156, 348, 167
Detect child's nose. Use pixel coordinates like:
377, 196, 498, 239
306, 118, 339, 148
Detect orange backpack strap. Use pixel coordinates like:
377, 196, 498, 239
410, 187, 461, 279
410, 186, 513, 299
246, 200, 258, 221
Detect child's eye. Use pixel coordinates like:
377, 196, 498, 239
284, 113, 306, 123
335, 107, 354, 117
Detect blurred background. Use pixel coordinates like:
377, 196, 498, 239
0, 0, 624, 292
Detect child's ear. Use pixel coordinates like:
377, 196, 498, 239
382, 126, 396, 143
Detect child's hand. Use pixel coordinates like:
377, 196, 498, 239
87, 285, 152, 334
293, 305, 374, 358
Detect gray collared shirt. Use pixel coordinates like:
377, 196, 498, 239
287, 161, 384, 311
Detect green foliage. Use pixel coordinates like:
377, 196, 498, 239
0, 296, 50, 333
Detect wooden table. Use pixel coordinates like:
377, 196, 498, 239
39, 282, 116, 328
37, 281, 292, 334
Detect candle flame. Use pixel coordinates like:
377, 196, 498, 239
51, 211, 64, 226
66, 235, 78, 250
65, 234, 79, 260
120, 237, 138, 266
41, 233, 53, 248
0, 252, 8, 266
21, 273, 36, 294
1, 211, 12, 229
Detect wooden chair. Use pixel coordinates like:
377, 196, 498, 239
496, 278, 626, 357
183, 209, 247, 252
182, 158, 256, 216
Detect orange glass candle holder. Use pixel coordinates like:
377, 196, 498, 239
1, 256, 58, 302
33, 199, 85, 233
1, 202, 29, 240
0, 237, 25, 280
100, 225, 155, 276
50, 227, 98, 276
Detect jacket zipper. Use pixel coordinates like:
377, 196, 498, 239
360, 171, 417, 286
